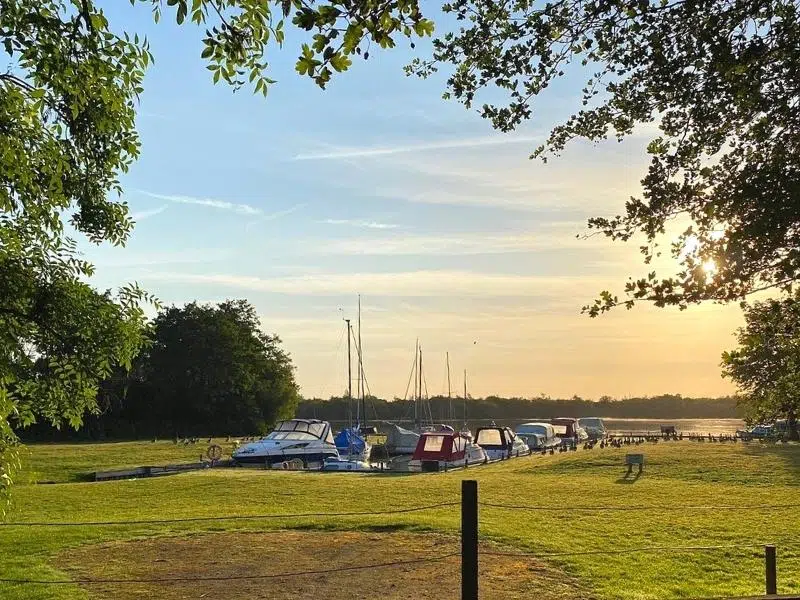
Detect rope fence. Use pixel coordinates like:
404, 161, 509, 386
1, 483, 796, 599
0, 501, 459, 527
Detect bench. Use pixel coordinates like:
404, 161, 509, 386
625, 453, 644, 475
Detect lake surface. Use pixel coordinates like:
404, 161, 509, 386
602, 418, 744, 435
330, 418, 746, 435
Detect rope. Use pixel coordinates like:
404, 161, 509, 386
0, 553, 461, 585
482, 543, 769, 558
0, 502, 458, 527
479, 501, 800, 512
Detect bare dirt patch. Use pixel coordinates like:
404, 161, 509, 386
58, 530, 589, 599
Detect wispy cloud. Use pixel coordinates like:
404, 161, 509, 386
139, 191, 303, 221
141, 270, 608, 298
142, 191, 262, 215
130, 204, 168, 222
321, 218, 398, 230
292, 134, 541, 161
263, 203, 306, 221
305, 229, 604, 256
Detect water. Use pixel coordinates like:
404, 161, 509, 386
327, 418, 745, 435
602, 418, 744, 435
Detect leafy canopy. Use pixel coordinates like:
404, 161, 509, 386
407, 0, 800, 315
141, 300, 299, 437
722, 294, 800, 439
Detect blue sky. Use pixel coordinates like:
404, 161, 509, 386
82, 2, 743, 400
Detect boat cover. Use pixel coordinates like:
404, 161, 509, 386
384, 423, 420, 453
335, 428, 367, 454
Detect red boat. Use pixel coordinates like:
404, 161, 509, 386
409, 426, 487, 472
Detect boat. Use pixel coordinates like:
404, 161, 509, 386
578, 417, 607, 440
334, 298, 372, 462
232, 419, 339, 465
335, 427, 371, 461
384, 422, 421, 455
551, 417, 589, 446
376, 340, 428, 457
409, 425, 487, 472
320, 456, 375, 472
514, 422, 562, 450
474, 425, 530, 460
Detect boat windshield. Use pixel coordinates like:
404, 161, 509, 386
476, 429, 504, 447
273, 420, 327, 439
423, 435, 446, 452
266, 431, 319, 441
552, 425, 568, 435
579, 418, 604, 429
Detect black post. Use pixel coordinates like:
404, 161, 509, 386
765, 544, 777, 595
461, 479, 478, 600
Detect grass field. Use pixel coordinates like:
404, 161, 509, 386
2, 440, 799, 599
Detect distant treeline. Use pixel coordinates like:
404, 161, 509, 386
297, 394, 741, 423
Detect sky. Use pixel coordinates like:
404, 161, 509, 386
81, 2, 744, 400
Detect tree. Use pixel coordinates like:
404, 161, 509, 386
721, 294, 800, 440
1, 0, 433, 503
408, 0, 800, 315
142, 300, 299, 437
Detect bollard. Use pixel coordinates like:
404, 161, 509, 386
765, 544, 777, 595
461, 480, 478, 600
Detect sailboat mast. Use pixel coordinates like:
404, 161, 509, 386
463, 369, 468, 428
419, 345, 424, 425
446, 352, 452, 424
413, 339, 419, 427
358, 294, 365, 428
345, 319, 352, 428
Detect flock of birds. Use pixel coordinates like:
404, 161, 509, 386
530, 432, 753, 455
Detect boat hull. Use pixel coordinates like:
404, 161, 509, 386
233, 450, 338, 465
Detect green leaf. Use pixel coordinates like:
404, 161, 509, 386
329, 53, 352, 73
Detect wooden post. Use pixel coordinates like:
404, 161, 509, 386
462, 479, 478, 600
765, 544, 777, 595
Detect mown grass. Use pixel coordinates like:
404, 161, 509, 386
2, 440, 799, 600
16, 438, 240, 484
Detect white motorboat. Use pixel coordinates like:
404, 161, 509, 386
515, 422, 562, 450
474, 426, 530, 460
578, 417, 607, 440
232, 419, 339, 466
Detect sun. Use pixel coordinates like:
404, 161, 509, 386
702, 259, 717, 275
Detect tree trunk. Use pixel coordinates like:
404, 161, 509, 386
788, 409, 799, 441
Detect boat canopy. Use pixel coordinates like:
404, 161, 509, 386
384, 423, 420, 452
411, 431, 468, 462
516, 422, 556, 440
334, 427, 367, 454
551, 418, 579, 437
475, 427, 515, 449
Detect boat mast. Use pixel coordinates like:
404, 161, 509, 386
414, 338, 420, 431
358, 294, 365, 428
463, 369, 468, 429
345, 318, 352, 428
418, 345, 424, 426
446, 352, 452, 424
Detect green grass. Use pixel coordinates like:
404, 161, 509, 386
16, 438, 239, 484
3, 440, 800, 600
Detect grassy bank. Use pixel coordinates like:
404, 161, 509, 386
2, 441, 799, 599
